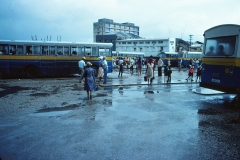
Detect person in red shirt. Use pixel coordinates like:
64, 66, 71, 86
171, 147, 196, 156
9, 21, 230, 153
186, 65, 194, 82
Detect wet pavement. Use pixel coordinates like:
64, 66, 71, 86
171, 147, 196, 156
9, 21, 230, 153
0, 68, 240, 160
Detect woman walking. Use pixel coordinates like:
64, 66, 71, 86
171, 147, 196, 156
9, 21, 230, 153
81, 62, 96, 100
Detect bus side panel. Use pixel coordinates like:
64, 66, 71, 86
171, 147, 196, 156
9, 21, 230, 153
0, 55, 10, 75
39, 56, 56, 76
8, 55, 27, 75
201, 64, 240, 93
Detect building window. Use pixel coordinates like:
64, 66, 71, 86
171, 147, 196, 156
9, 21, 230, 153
158, 41, 163, 43
122, 42, 126, 44
146, 41, 150, 44
127, 42, 132, 44
152, 41, 156, 44
140, 48, 142, 51
139, 42, 144, 44
134, 48, 136, 51
119, 42, 121, 44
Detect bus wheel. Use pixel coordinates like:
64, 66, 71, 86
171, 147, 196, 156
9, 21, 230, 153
26, 66, 38, 78
92, 66, 98, 77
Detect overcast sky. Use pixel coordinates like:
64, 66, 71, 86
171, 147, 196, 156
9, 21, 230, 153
0, 0, 240, 43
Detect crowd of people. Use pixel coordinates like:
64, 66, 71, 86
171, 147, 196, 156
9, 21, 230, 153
78, 56, 202, 99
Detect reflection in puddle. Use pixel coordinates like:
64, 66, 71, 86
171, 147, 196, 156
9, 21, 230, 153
33, 104, 80, 116
144, 91, 154, 94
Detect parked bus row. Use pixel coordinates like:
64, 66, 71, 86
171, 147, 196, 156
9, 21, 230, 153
0, 40, 113, 78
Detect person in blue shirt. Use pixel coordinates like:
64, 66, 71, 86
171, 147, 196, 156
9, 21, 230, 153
102, 56, 108, 84
81, 62, 96, 100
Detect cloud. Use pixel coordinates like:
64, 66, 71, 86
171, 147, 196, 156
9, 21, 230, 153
0, 0, 240, 42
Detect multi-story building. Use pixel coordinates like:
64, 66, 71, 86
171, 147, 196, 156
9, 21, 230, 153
93, 18, 140, 42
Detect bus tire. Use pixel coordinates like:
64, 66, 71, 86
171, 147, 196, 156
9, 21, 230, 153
26, 66, 39, 78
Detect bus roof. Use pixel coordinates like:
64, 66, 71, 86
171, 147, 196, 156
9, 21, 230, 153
0, 40, 113, 48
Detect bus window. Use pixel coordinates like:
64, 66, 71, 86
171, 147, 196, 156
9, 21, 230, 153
32, 46, 40, 55
64, 46, 69, 55
85, 47, 91, 56
92, 47, 98, 56
205, 36, 235, 56
9, 45, 17, 55
0, 44, 8, 54
71, 46, 77, 55
57, 46, 63, 55
78, 47, 84, 56
49, 46, 55, 55
17, 45, 23, 55
26, 46, 32, 55
42, 46, 48, 55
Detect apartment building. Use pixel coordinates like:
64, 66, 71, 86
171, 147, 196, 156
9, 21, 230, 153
93, 18, 140, 42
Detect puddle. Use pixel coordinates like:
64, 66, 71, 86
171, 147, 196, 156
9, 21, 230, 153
194, 88, 224, 95
33, 110, 71, 116
33, 104, 80, 116
30, 93, 50, 97
0, 85, 32, 97
144, 91, 154, 94
111, 105, 155, 121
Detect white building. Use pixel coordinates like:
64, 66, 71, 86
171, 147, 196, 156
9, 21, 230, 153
116, 38, 182, 57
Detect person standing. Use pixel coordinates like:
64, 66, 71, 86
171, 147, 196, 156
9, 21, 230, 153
118, 57, 124, 77
80, 62, 96, 100
145, 60, 154, 86
178, 58, 182, 72
186, 66, 194, 82
167, 67, 172, 83
130, 58, 134, 75
78, 57, 86, 83
196, 66, 202, 82
157, 57, 163, 76
137, 57, 142, 76
102, 56, 108, 84
97, 57, 104, 82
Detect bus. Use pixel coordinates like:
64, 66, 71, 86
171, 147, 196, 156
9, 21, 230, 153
112, 51, 145, 66
0, 40, 113, 78
160, 51, 202, 67
200, 24, 240, 94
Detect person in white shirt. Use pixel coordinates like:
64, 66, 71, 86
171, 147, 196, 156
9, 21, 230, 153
78, 57, 86, 83
157, 58, 163, 76
102, 56, 108, 84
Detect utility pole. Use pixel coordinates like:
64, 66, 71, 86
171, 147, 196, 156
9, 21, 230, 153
189, 35, 193, 51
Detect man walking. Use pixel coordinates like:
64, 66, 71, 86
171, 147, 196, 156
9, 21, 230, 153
78, 57, 86, 83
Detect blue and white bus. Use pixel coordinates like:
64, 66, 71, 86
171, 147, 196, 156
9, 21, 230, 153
200, 24, 240, 94
0, 40, 113, 78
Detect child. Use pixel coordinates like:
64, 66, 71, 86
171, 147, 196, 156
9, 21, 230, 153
186, 66, 194, 82
167, 67, 172, 83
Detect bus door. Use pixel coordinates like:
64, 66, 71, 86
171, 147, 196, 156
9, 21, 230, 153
39, 46, 56, 76
0, 44, 10, 75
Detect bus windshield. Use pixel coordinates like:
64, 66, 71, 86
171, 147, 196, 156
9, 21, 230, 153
204, 36, 236, 56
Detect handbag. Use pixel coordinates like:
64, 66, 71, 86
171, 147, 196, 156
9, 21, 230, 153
93, 83, 98, 91
144, 76, 147, 81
